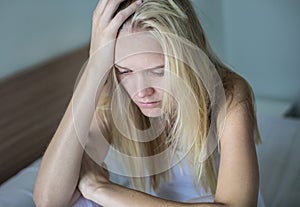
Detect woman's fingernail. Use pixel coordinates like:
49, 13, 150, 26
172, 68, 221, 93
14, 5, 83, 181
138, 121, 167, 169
136, 0, 142, 6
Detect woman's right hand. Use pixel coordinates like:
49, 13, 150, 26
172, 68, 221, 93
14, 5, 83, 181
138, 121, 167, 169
89, 0, 142, 57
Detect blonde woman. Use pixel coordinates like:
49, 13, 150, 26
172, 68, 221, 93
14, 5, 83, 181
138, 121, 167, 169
34, 0, 264, 206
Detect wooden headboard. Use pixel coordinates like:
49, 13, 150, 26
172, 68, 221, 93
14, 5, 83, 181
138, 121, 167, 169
0, 45, 89, 184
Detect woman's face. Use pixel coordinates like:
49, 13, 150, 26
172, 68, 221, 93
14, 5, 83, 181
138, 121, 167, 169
115, 30, 165, 117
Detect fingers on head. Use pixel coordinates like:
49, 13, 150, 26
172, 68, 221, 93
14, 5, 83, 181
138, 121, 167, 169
109, 1, 140, 34
99, 0, 125, 22
93, 0, 109, 17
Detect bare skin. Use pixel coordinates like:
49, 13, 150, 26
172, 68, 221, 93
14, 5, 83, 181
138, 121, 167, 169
33, 1, 142, 206
78, 1, 259, 207
34, 0, 259, 207
78, 76, 260, 207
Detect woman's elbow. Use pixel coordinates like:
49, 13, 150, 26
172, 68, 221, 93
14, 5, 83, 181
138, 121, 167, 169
33, 188, 69, 207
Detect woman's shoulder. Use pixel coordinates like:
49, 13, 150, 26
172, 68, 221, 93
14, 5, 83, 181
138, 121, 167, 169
221, 69, 254, 112
220, 69, 261, 144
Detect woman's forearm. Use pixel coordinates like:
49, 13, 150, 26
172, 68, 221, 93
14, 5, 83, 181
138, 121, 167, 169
90, 183, 227, 207
33, 102, 85, 207
33, 63, 107, 207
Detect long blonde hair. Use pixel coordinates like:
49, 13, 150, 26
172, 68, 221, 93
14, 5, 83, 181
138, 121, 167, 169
96, 0, 261, 195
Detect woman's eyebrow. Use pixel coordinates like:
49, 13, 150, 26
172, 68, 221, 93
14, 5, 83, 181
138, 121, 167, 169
114, 64, 164, 71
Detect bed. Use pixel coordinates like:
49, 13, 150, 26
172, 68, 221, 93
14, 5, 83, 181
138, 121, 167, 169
0, 46, 299, 206
256, 113, 300, 206
0, 45, 89, 206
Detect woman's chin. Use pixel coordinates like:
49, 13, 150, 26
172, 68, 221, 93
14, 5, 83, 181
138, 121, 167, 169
140, 108, 163, 117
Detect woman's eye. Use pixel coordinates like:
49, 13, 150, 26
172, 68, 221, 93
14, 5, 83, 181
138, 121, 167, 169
120, 71, 130, 74
117, 69, 131, 75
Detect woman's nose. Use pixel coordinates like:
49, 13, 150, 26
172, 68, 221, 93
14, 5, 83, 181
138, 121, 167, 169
136, 87, 155, 98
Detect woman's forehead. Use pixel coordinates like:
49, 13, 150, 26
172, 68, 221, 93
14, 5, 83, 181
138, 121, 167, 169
115, 30, 164, 67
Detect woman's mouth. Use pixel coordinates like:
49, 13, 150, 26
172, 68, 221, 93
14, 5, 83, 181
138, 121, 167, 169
138, 101, 161, 108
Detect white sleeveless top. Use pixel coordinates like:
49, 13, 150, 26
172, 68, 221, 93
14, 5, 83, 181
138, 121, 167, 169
73, 157, 213, 207
73, 153, 265, 207
148, 154, 215, 203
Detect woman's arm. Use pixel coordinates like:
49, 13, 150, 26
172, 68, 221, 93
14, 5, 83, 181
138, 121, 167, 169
92, 183, 227, 207
214, 102, 259, 206
33, 63, 104, 207
33, 1, 142, 206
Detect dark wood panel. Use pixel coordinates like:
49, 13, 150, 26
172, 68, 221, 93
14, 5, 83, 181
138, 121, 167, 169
0, 45, 89, 184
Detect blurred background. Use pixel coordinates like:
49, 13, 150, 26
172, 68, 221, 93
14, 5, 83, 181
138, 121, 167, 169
1, 0, 299, 115
0, 0, 299, 207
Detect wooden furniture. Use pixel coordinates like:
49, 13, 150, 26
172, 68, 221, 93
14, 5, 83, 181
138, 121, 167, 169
0, 45, 89, 184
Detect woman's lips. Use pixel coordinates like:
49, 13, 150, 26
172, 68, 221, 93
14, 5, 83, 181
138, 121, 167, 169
138, 101, 161, 108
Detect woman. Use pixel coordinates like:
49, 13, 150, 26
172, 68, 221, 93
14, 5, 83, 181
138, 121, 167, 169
34, 0, 263, 206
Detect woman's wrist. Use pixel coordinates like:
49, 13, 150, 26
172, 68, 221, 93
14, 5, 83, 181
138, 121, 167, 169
89, 182, 115, 206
